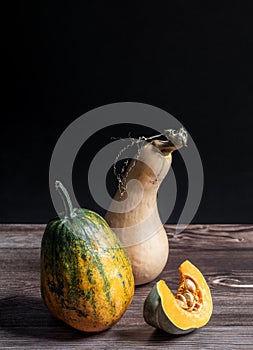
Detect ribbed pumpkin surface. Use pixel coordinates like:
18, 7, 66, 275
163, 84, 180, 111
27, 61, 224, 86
41, 209, 134, 332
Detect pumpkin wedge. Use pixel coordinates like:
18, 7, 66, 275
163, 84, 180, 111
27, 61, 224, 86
143, 260, 213, 334
41, 181, 134, 332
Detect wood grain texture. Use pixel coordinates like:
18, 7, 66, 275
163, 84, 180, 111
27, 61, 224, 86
1, 224, 253, 349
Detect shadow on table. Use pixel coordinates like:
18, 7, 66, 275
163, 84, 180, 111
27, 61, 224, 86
0, 295, 197, 344
0, 295, 97, 340
115, 327, 195, 343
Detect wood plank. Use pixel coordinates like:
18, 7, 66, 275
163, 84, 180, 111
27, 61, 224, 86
1, 224, 253, 349
0, 224, 45, 248
0, 327, 253, 350
165, 224, 253, 250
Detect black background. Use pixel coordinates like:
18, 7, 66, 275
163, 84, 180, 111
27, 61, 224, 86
2, 2, 253, 223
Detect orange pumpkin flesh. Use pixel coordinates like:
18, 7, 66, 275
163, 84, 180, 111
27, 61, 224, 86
143, 260, 213, 334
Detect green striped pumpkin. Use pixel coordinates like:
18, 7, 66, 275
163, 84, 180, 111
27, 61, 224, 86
41, 181, 134, 332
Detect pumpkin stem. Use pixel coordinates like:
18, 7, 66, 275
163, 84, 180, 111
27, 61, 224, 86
55, 180, 75, 220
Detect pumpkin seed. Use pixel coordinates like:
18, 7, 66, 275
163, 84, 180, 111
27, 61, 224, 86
184, 278, 196, 294
177, 294, 187, 303
176, 299, 188, 309
183, 291, 195, 307
176, 294, 188, 309
176, 277, 202, 312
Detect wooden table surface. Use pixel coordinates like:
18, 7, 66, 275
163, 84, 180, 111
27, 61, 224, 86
1, 224, 253, 349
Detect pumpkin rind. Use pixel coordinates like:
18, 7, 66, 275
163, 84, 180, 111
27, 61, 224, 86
143, 260, 212, 335
41, 207, 134, 332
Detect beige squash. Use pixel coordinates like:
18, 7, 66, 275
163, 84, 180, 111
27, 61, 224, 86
105, 128, 187, 285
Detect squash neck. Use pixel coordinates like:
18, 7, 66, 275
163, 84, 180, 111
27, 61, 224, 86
109, 145, 172, 219
124, 144, 173, 192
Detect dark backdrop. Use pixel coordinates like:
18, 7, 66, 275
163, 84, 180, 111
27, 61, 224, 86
2, 2, 253, 223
